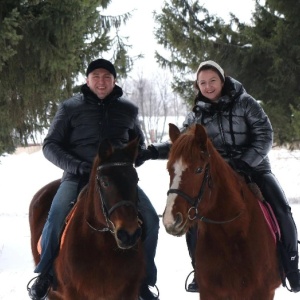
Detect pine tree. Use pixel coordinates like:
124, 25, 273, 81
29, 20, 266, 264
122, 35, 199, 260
0, 0, 135, 156
154, 0, 300, 146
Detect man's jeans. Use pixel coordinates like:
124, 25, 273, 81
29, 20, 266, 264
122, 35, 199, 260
34, 181, 159, 286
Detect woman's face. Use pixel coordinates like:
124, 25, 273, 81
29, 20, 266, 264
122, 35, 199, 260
197, 69, 224, 101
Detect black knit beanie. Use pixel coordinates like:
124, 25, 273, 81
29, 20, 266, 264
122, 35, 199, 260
86, 58, 116, 78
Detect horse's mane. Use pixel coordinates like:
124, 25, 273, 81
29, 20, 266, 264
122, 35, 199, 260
90, 142, 135, 181
168, 129, 205, 167
168, 125, 239, 185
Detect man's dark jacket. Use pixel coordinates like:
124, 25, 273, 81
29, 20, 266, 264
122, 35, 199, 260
43, 84, 145, 182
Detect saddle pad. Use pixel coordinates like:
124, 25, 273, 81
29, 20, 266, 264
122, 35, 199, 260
248, 182, 281, 243
258, 199, 281, 243
60, 204, 78, 249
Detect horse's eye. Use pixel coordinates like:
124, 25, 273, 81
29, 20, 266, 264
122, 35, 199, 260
99, 176, 109, 188
195, 167, 203, 174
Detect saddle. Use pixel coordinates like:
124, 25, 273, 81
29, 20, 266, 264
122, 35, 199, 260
248, 182, 281, 243
248, 182, 288, 286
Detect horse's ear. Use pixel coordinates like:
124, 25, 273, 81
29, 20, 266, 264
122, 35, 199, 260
195, 124, 208, 153
169, 123, 181, 143
98, 139, 113, 161
125, 137, 139, 162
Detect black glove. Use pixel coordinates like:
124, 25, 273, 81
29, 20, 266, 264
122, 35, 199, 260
77, 161, 92, 176
135, 145, 159, 167
228, 158, 252, 176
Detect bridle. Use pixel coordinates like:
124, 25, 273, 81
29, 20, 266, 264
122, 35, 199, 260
86, 161, 138, 233
167, 164, 242, 224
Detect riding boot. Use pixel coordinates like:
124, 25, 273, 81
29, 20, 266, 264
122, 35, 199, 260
281, 250, 300, 293
28, 273, 53, 300
186, 225, 197, 269
251, 172, 300, 292
185, 225, 199, 292
139, 284, 159, 300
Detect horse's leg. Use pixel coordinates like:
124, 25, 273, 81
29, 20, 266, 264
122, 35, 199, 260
51, 279, 88, 300
250, 288, 275, 300
63, 290, 86, 300
47, 289, 64, 300
118, 284, 139, 300
197, 288, 216, 300
55, 285, 90, 300
198, 289, 241, 300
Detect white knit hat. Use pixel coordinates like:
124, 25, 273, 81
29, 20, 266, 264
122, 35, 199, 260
196, 60, 225, 81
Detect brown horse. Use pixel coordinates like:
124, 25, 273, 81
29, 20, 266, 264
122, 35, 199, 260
163, 123, 281, 300
29, 139, 145, 300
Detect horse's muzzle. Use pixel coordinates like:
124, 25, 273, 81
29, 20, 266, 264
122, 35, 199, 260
163, 212, 188, 236
115, 226, 142, 249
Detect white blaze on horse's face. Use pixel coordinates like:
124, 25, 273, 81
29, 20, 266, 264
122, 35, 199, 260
163, 158, 187, 227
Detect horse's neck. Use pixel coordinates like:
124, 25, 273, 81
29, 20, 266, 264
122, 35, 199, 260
208, 163, 247, 213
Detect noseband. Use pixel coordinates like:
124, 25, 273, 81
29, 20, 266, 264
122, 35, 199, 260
87, 162, 138, 233
167, 164, 242, 224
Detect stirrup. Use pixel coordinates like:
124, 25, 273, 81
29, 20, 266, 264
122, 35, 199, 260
185, 270, 197, 292
284, 270, 300, 293
27, 276, 39, 292
27, 275, 51, 300
152, 285, 160, 299
139, 284, 160, 300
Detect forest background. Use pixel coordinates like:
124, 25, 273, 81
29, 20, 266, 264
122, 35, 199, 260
1, 0, 300, 156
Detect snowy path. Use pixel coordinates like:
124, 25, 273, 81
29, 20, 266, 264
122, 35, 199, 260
0, 149, 300, 299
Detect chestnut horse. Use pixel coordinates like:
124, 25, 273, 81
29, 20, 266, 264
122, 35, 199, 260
29, 139, 145, 300
163, 123, 281, 300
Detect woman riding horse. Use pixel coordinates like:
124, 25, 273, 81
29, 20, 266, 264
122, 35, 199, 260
164, 122, 281, 299
139, 60, 300, 293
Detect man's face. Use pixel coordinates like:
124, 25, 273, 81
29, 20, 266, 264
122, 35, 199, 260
87, 68, 115, 100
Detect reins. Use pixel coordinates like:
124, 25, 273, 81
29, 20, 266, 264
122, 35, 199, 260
167, 164, 243, 224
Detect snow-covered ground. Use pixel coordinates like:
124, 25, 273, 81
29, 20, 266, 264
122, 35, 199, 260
0, 147, 299, 299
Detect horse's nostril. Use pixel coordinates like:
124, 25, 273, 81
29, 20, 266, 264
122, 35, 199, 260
117, 227, 141, 247
174, 213, 183, 226
134, 227, 142, 240
117, 229, 128, 243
